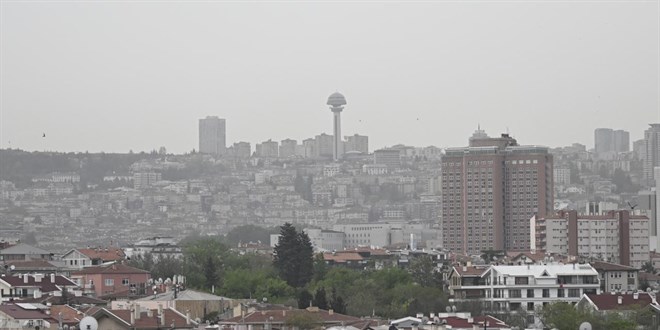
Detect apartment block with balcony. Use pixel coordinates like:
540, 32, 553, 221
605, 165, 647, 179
447, 264, 600, 328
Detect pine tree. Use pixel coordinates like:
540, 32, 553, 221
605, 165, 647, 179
274, 223, 314, 288
313, 287, 328, 310
329, 287, 347, 314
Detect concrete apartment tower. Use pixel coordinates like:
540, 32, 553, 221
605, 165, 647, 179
643, 124, 660, 186
199, 116, 226, 155
441, 128, 554, 255
327, 92, 347, 161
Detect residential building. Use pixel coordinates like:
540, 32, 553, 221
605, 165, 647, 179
532, 210, 649, 268
91, 306, 197, 329
577, 292, 659, 316
219, 307, 361, 330
0, 243, 52, 262
0, 273, 77, 302
70, 263, 150, 298
613, 130, 630, 153
124, 237, 183, 261
116, 289, 234, 321
199, 116, 226, 155
231, 142, 251, 159
133, 172, 162, 189
374, 149, 401, 168
362, 164, 388, 175
256, 139, 279, 158
447, 264, 600, 328
61, 247, 126, 269
315, 133, 334, 159
643, 123, 660, 186
553, 167, 571, 186
279, 139, 297, 158
590, 261, 639, 293
344, 134, 369, 154
442, 131, 553, 254
0, 303, 56, 329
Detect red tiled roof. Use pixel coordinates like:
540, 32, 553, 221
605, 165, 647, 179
590, 261, 638, 271
77, 248, 125, 261
585, 293, 655, 310
324, 252, 364, 263
0, 274, 77, 292
71, 263, 149, 275
50, 305, 83, 325
0, 304, 56, 321
452, 265, 488, 276
97, 308, 195, 328
5, 260, 59, 270
222, 308, 360, 325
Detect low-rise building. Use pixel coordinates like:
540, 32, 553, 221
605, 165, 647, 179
590, 261, 639, 293
70, 263, 150, 298
447, 264, 600, 328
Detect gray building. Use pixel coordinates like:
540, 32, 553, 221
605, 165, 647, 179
643, 124, 660, 186
199, 116, 226, 155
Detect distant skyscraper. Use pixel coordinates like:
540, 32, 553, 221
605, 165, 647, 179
595, 128, 629, 154
643, 124, 660, 186
231, 141, 251, 158
613, 129, 630, 152
344, 134, 369, 154
327, 92, 347, 161
374, 149, 401, 168
441, 130, 553, 255
594, 128, 614, 154
199, 116, 226, 155
315, 133, 334, 159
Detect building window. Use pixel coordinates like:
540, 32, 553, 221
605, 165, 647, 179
527, 302, 535, 311
527, 289, 535, 298
557, 289, 564, 297
543, 289, 550, 298
509, 290, 522, 298
515, 277, 529, 285
105, 279, 114, 286
122, 278, 130, 286
568, 289, 580, 297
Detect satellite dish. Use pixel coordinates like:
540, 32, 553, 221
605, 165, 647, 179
9, 265, 15, 270
579, 322, 592, 330
79, 316, 98, 330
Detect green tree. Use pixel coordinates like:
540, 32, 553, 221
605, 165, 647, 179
298, 290, 314, 309
641, 261, 656, 274
313, 253, 328, 282
329, 287, 347, 314
313, 287, 328, 310
409, 255, 441, 287
273, 223, 314, 288
203, 255, 219, 289
285, 313, 322, 330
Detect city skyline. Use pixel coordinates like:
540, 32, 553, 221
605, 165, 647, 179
1, 2, 658, 153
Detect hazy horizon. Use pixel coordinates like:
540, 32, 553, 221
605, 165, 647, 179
1, 1, 659, 154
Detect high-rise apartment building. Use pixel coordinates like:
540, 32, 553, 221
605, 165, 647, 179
643, 124, 660, 186
230, 142, 251, 159
198, 116, 226, 155
595, 128, 630, 155
255, 139, 278, 158
315, 133, 334, 159
279, 139, 297, 158
441, 131, 553, 255
532, 210, 649, 268
344, 134, 369, 154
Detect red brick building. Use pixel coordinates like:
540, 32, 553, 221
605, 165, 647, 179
442, 129, 553, 255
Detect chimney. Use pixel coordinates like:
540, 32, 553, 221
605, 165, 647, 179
472, 325, 479, 330
135, 305, 141, 320
34, 274, 42, 282
617, 296, 623, 305
634, 292, 639, 300
33, 290, 42, 299
130, 308, 135, 325
186, 311, 191, 325
160, 309, 165, 326
329, 309, 334, 315
50, 273, 55, 283
147, 309, 153, 318
462, 266, 467, 272
23, 274, 29, 284
158, 304, 163, 316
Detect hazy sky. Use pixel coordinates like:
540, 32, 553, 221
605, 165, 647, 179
1, 1, 659, 154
